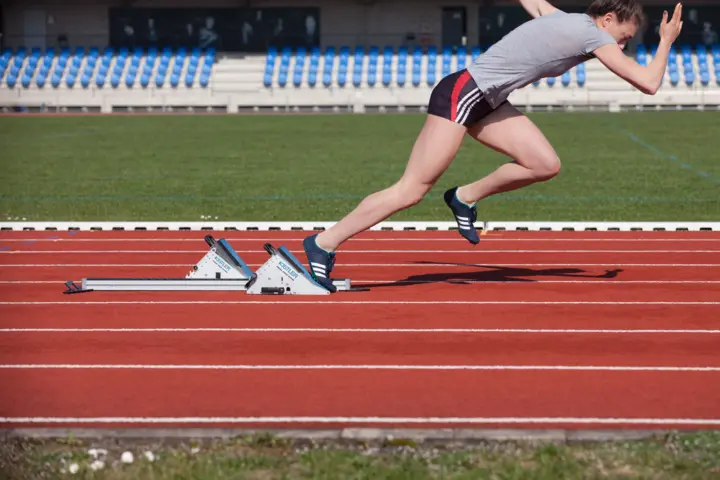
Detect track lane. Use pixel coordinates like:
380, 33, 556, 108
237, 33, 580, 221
2, 282, 719, 302
1, 331, 718, 367
1, 303, 717, 330
1, 369, 718, 429
3, 265, 720, 282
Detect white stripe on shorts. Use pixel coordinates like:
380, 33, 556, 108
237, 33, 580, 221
456, 90, 481, 124
457, 90, 484, 124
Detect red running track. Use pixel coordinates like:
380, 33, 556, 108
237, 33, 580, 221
1, 229, 719, 431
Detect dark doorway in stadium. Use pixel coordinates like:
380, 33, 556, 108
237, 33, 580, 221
442, 7, 467, 48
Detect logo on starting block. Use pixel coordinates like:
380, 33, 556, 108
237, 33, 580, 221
212, 254, 232, 273
277, 259, 299, 280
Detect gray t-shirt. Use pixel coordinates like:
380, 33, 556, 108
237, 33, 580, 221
467, 10, 617, 108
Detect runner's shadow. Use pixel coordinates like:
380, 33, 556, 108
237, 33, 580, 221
356, 262, 623, 289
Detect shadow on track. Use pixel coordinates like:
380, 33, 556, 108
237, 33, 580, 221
355, 262, 623, 289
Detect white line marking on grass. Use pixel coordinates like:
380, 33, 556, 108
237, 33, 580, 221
0, 364, 718, 371
1, 328, 717, 334
1, 416, 719, 425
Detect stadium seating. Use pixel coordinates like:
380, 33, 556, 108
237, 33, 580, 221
259, 43, 720, 90
1, 42, 719, 112
262, 44, 591, 89
5, 43, 718, 93
0, 46, 216, 90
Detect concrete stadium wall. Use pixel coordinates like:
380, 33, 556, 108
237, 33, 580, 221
4, 0, 717, 51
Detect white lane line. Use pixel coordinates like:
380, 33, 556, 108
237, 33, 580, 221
1, 416, 719, 425
4, 280, 720, 285
1, 301, 719, 306
1, 328, 717, 334
0, 364, 718, 371
3, 249, 720, 254
2, 263, 720, 268
1, 238, 718, 242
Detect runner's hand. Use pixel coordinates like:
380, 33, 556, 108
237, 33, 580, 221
659, 3, 683, 44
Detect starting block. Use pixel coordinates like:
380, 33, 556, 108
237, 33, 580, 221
64, 235, 351, 295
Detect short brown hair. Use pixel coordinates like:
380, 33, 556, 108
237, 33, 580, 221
587, 0, 646, 27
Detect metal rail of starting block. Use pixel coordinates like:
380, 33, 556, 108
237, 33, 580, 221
64, 235, 351, 295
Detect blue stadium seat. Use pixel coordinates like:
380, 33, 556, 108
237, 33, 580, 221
125, 64, 137, 86
635, 46, 647, 66
441, 46, 452, 77
471, 46, 482, 62
700, 70, 710, 86
457, 46, 467, 70
352, 46, 364, 87
380, 71, 390, 87
336, 46, 349, 87
199, 73, 209, 87
547, 76, 556, 87
396, 46, 407, 87
561, 71, 571, 86
426, 46, 437, 86
293, 47, 307, 87
576, 63, 586, 87
382, 46, 393, 86
321, 46, 333, 87
277, 47, 291, 87
306, 47, 319, 87
412, 47, 422, 87
153, 72, 164, 87
316, 70, 326, 88
367, 46, 379, 87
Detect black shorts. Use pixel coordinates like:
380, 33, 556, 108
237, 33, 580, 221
427, 69, 503, 127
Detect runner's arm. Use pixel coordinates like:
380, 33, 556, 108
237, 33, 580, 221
592, 41, 671, 95
518, 0, 558, 18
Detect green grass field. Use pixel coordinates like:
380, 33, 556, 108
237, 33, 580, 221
1, 111, 719, 222
2, 431, 719, 479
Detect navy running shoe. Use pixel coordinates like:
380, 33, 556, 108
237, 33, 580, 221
444, 187, 480, 245
302, 234, 337, 293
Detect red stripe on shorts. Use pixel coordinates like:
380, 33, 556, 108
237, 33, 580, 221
450, 71, 472, 121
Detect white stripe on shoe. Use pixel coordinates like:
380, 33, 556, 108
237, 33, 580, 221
311, 262, 326, 272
